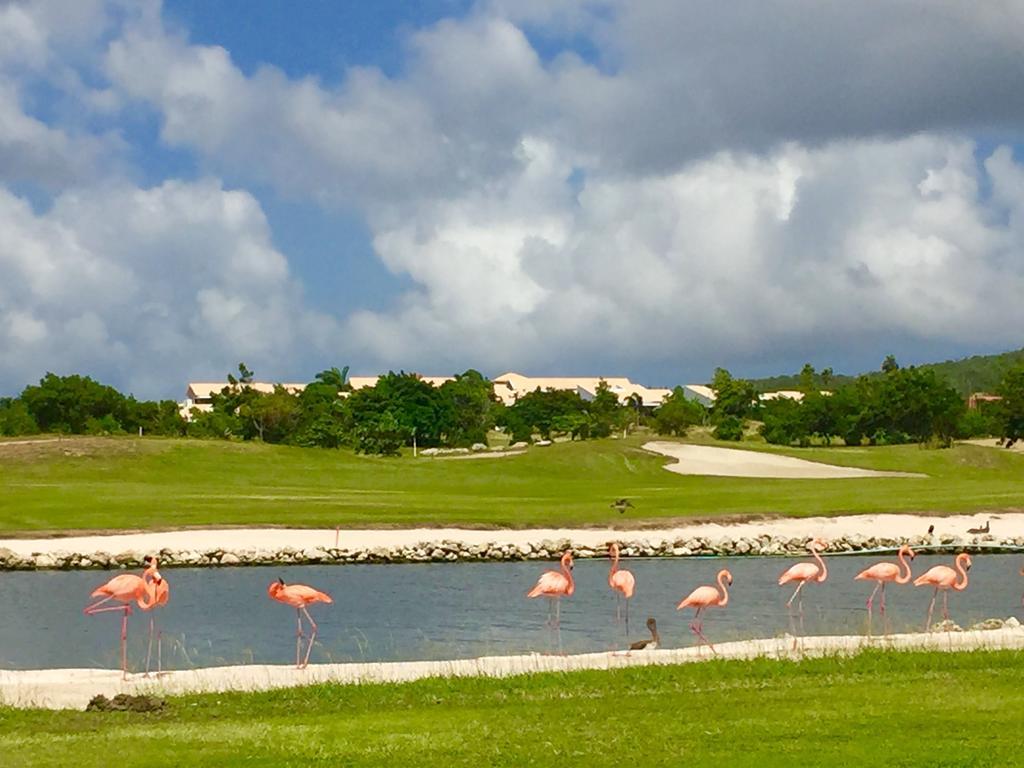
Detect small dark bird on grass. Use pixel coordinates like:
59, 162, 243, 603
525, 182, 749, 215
628, 617, 660, 651
967, 519, 990, 535
611, 498, 633, 513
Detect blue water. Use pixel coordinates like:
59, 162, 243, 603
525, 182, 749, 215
1, 555, 1020, 671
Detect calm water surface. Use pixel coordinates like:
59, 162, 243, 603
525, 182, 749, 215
1, 555, 1021, 671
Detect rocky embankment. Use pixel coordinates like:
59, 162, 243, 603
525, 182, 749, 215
1, 532, 1020, 571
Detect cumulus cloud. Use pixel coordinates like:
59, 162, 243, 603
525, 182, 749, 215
0, 178, 337, 396
5, 0, 1024, 395
345, 136, 1024, 374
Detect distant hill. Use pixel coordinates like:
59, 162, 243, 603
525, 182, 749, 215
748, 347, 1024, 396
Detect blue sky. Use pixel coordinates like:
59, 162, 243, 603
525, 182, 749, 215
2, 1, 1024, 399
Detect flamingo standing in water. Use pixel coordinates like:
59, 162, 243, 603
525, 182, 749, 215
854, 545, 915, 635
778, 540, 828, 636
140, 556, 170, 676
914, 553, 971, 631
527, 551, 575, 648
267, 579, 333, 668
607, 543, 636, 633
677, 569, 733, 654
84, 564, 161, 679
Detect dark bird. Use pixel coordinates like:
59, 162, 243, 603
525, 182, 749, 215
967, 520, 990, 535
628, 617, 660, 651
611, 498, 634, 513
927, 525, 935, 535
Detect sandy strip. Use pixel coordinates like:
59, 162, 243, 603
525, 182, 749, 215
3, 627, 1023, 710
2, 513, 1020, 557
643, 441, 925, 479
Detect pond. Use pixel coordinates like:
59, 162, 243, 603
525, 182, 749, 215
1, 554, 1020, 671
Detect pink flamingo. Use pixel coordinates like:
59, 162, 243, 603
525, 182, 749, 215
608, 543, 636, 633
84, 564, 161, 679
267, 578, 334, 668
854, 545, 915, 634
778, 540, 828, 636
676, 569, 733, 654
527, 551, 575, 647
913, 553, 971, 631
140, 556, 170, 676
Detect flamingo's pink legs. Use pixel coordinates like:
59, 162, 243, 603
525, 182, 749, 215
925, 587, 938, 631
145, 614, 163, 677
542, 597, 564, 653
295, 609, 304, 668
786, 581, 808, 638
84, 599, 132, 680
300, 606, 319, 668
689, 607, 716, 654
865, 581, 891, 636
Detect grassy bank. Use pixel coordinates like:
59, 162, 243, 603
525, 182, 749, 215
1, 650, 1020, 766
1, 435, 1022, 533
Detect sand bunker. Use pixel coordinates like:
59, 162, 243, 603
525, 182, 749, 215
3, 627, 1022, 709
644, 441, 925, 479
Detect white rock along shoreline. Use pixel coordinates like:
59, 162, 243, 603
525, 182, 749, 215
1, 512, 1022, 571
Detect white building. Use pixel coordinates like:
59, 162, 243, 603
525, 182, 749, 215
182, 372, 676, 419
491, 372, 672, 408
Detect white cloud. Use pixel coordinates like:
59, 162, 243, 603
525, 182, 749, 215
343, 136, 1024, 373
0, 178, 337, 396
5, 0, 1024, 394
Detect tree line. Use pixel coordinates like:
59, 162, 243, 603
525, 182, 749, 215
2, 356, 1022, 452
741, 358, 1024, 448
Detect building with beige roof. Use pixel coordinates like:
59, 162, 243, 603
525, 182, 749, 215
182, 372, 676, 420
491, 372, 672, 408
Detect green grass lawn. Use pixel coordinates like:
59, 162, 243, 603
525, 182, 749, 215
1, 650, 1020, 766
0, 435, 1022, 534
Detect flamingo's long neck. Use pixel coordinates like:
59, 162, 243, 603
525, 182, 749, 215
137, 578, 158, 609
896, 549, 912, 584
954, 555, 970, 591
717, 572, 730, 607
563, 558, 575, 595
812, 547, 828, 582
609, 546, 619, 584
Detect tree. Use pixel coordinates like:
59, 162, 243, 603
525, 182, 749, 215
588, 380, 623, 438
240, 385, 300, 442
21, 373, 128, 433
713, 415, 744, 441
503, 388, 588, 441
437, 370, 496, 446
651, 387, 705, 436
710, 368, 756, 421
348, 372, 444, 449
798, 363, 817, 395
996, 364, 1024, 446
759, 397, 809, 446
294, 367, 352, 448
0, 398, 38, 436
353, 410, 407, 456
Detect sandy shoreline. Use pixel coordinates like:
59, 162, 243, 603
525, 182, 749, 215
1, 513, 1020, 558
3, 627, 1023, 710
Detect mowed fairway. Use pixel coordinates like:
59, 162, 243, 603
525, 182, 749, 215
1, 436, 1023, 533
1, 650, 1020, 766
